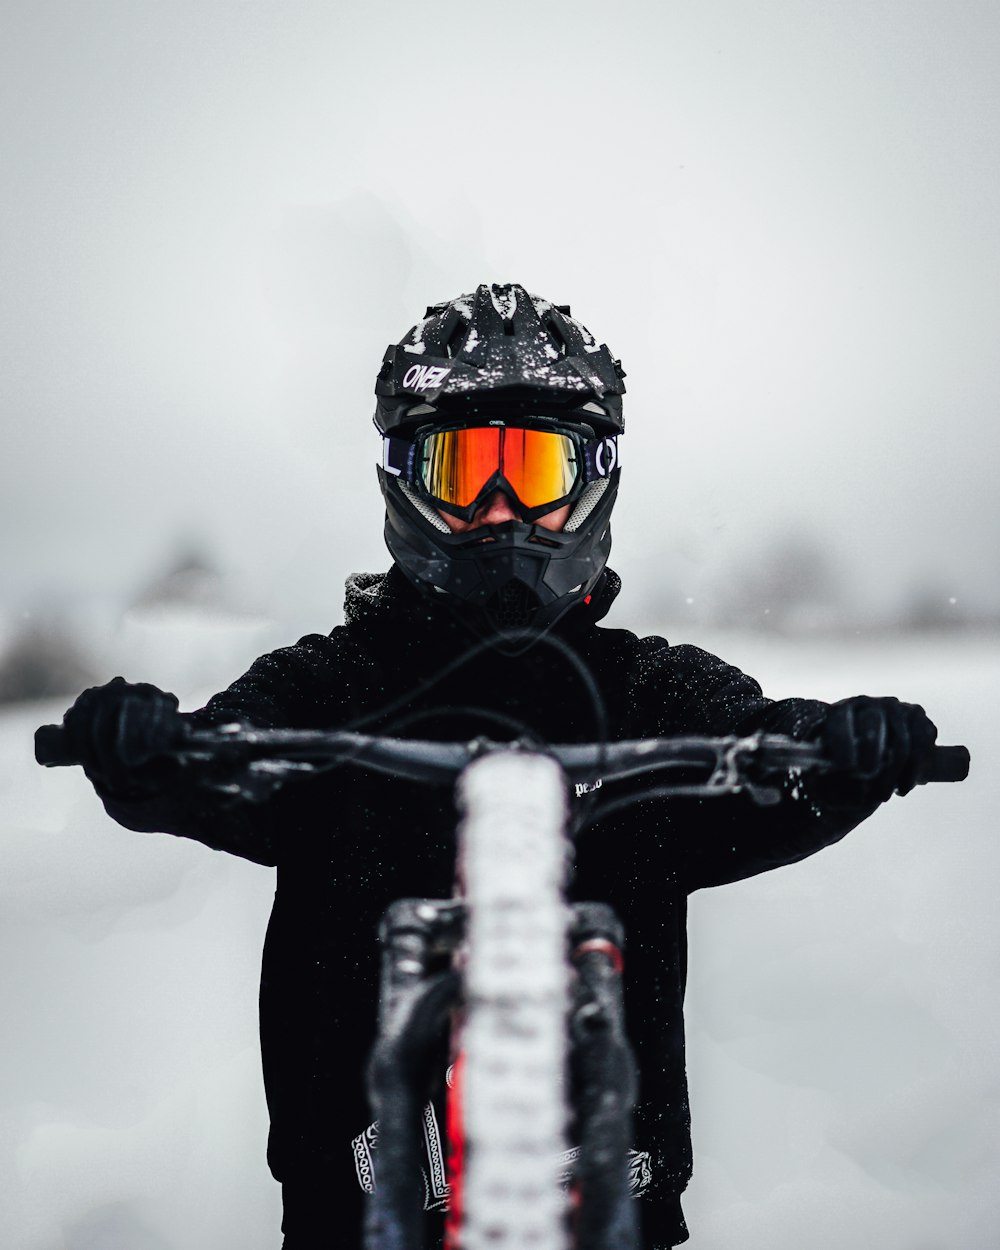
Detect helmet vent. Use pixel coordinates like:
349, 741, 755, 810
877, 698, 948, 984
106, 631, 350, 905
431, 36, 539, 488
565, 478, 609, 532
486, 581, 539, 631
544, 316, 568, 356
440, 306, 465, 358
398, 481, 451, 533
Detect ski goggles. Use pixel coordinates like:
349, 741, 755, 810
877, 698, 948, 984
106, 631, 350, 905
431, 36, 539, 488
382, 422, 620, 522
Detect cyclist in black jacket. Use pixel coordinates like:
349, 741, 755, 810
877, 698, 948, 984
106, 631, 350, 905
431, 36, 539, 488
55, 285, 939, 1249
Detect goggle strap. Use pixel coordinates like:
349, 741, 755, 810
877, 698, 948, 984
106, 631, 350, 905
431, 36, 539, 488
582, 435, 620, 483
383, 436, 416, 480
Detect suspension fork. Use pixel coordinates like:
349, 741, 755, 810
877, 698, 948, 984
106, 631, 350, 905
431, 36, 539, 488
365, 898, 464, 1250
569, 902, 641, 1250
450, 750, 573, 1250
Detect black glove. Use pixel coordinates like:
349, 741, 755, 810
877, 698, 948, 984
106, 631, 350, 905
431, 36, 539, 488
60, 676, 184, 794
818, 695, 938, 804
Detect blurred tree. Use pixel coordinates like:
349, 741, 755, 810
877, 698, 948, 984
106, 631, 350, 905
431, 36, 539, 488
0, 616, 97, 704
131, 543, 224, 613
902, 583, 971, 632
715, 530, 844, 632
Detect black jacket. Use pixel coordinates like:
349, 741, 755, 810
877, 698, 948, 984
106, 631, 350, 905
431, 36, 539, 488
96, 566, 879, 1246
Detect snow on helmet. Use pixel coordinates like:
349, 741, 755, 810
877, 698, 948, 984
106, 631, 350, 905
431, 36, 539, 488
374, 283, 626, 650
374, 283, 625, 435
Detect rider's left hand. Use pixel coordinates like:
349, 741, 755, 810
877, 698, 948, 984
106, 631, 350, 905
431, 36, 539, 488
817, 695, 938, 803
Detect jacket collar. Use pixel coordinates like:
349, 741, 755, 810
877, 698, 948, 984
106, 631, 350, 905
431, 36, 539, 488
343, 564, 621, 646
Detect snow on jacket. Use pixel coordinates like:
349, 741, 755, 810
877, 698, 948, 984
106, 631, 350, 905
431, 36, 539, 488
95, 565, 879, 1247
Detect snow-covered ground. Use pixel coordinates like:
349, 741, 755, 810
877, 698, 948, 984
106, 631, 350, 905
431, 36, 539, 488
678, 631, 1000, 1250
1, 628, 996, 1250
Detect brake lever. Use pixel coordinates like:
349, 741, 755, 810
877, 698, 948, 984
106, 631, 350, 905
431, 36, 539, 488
197, 756, 326, 804
711, 738, 786, 807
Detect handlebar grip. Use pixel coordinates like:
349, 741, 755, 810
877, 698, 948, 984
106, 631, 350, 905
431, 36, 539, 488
919, 744, 970, 783
34, 723, 80, 767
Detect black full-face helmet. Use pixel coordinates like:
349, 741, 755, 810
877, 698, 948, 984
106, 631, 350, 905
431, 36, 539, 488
374, 283, 626, 649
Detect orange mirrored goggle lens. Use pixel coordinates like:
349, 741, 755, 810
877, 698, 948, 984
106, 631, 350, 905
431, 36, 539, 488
419, 427, 580, 510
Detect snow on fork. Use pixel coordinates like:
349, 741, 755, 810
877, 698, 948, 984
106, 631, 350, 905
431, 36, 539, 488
457, 751, 572, 1250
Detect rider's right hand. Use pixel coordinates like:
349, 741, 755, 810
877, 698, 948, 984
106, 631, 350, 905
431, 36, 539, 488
60, 677, 184, 793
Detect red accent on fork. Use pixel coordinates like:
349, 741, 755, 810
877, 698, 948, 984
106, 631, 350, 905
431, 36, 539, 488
444, 1051, 466, 1250
572, 937, 624, 974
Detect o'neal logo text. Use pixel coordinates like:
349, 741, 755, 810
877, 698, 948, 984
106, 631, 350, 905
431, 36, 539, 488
402, 364, 450, 392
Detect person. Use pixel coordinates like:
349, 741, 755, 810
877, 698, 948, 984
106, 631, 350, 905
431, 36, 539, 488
52, 283, 940, 1249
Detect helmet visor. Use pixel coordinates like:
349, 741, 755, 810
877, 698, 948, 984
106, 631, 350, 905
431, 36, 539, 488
418, 425, 580, 513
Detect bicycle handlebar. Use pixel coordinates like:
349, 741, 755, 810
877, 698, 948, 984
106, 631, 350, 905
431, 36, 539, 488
33, 720, 971, 791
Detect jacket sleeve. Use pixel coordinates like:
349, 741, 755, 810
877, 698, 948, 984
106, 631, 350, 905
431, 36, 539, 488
627, 637, 882, 893
91, 631, 358, 867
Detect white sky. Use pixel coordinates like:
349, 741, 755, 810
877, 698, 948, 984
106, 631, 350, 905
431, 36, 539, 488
3, 0, 999, 631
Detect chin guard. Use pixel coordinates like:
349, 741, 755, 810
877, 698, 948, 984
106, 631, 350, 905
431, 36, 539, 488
378, 464, 619, 652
